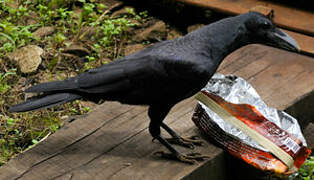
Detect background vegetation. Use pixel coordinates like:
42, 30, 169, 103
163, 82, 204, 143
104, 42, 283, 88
0, 0, 150, 165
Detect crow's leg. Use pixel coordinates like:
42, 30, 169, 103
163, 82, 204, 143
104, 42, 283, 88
161, 123, 203, 149
148, 105, 208, 164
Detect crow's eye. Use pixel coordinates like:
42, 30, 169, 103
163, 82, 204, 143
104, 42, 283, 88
261, 21, 271, 29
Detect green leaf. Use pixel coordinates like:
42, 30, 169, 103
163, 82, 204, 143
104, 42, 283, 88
32, 139, 39, 145
7, 118, 16, 127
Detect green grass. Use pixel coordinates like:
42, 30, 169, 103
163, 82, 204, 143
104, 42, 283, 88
297, 156, 314, 180
0, 0, 149, 166
0, 69, 16, 94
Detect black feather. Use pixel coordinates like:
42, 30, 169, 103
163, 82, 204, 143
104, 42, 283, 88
9, 93, 81, 112
25, 78, 78, 93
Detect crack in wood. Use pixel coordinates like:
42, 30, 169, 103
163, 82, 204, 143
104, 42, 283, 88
247, 63, 273, 80
107, 164, 131, 180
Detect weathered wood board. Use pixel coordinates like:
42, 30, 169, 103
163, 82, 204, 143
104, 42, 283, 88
176, 0, 314, 56
0, 99, 227, 180
0, 45, 313, 180
219, 44, 314, 110
282, 30, 314, 56
177, 0, 314, 36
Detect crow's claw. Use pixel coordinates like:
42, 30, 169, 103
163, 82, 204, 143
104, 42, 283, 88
154, 151, 209, 164
166, 136, 204, 149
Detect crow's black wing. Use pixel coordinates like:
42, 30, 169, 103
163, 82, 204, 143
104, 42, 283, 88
26, 53, 212, 105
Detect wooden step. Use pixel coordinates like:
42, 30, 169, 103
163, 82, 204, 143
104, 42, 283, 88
0, 45, 313, 179
177, 0, 314, 56
177, 0, 314, 36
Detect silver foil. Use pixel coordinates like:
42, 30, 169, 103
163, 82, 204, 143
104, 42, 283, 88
199, 73, 307, 152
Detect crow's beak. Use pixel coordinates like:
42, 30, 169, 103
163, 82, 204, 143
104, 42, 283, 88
267, 28, 300, 52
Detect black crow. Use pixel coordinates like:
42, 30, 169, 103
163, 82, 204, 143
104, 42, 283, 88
9, 12, 299, 163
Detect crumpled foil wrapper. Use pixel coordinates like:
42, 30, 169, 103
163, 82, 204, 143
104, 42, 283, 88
199, 73, 307, 152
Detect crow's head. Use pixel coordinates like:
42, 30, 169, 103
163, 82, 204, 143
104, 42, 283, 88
243, 12, 299, 52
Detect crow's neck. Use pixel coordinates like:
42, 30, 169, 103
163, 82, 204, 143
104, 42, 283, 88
188, 17, 249, 65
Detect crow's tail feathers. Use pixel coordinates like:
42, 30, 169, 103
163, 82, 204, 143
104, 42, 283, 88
25, 78, 77, 93
9, 93, 81, 112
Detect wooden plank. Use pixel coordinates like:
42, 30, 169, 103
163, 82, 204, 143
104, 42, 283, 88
0, 98, 227, 180
176, 0, 314, 56
283, 30, 314, 56
219, 44, 314, 109
177, 0, 314, 36
53, 107, 222, 180
0, 45, 313, 179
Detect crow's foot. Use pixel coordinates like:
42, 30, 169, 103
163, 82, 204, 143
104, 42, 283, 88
154, 151, 209, 164
166, 136, 204, 149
